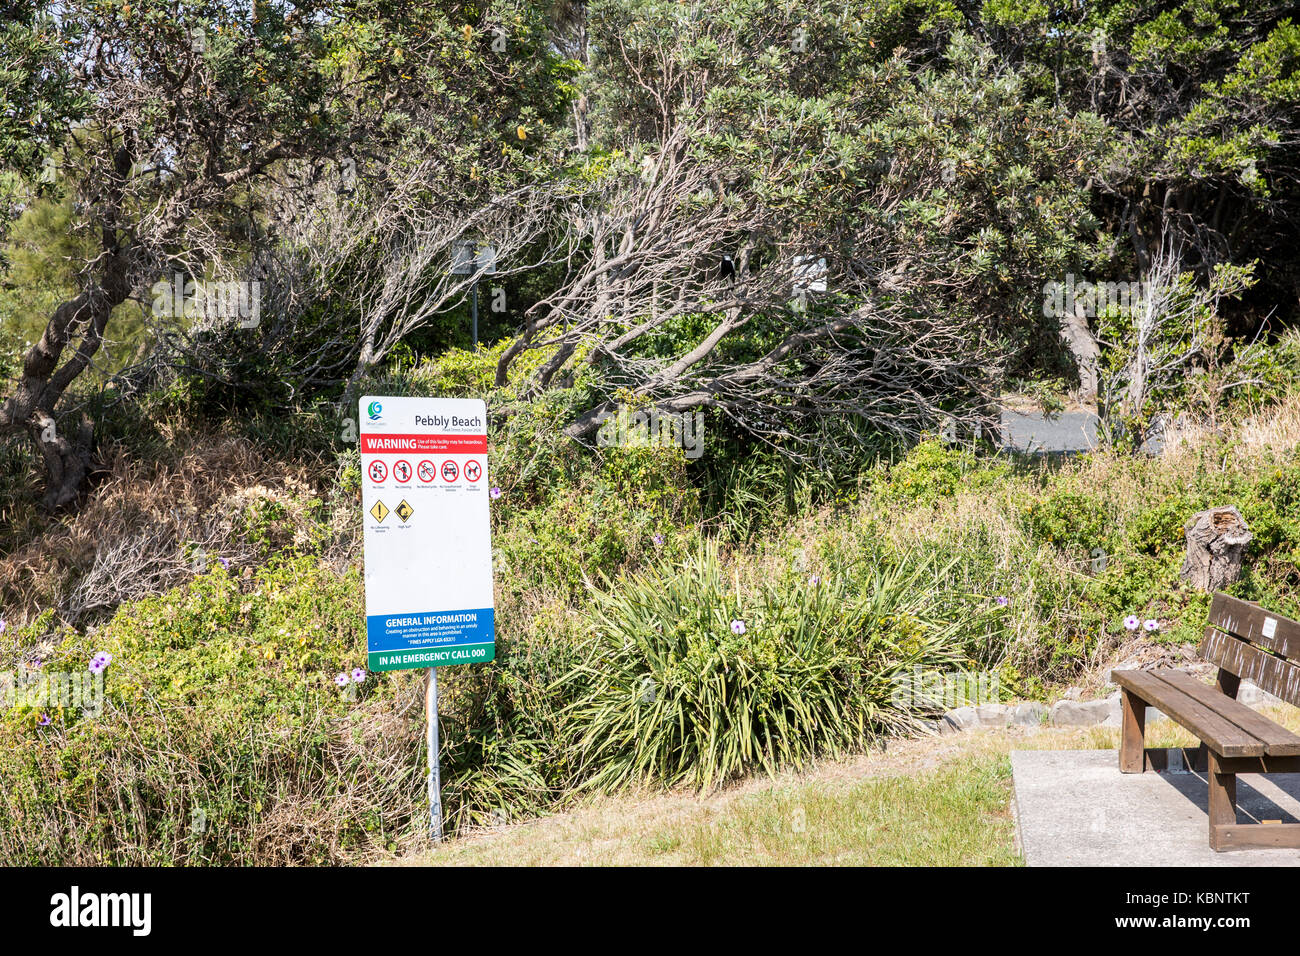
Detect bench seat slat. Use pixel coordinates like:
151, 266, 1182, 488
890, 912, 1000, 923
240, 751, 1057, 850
1112, 669, 1266, 757
1147, 669, 1300, 757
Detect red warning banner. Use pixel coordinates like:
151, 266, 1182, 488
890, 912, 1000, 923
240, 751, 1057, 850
361, 433, 487, 454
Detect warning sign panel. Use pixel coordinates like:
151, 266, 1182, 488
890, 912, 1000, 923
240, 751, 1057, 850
360, 396, 494, 671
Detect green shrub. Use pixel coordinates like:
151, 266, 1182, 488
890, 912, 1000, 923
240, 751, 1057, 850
0, 558, 423, 865
561, 544, 974, 791
1023, 488, 1115, 554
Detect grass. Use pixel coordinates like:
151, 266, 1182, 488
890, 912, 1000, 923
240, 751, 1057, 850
393, 706, 1300, 866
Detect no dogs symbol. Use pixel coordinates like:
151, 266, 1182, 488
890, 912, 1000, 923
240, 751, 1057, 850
464, 461, 482, 482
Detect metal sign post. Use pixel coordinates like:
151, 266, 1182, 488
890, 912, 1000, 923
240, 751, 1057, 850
359, 396, 495, 847
426, 667, 444, 842
451, 240, 495, 350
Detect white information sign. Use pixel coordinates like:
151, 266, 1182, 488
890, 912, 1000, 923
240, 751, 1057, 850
359, 396, 494, 670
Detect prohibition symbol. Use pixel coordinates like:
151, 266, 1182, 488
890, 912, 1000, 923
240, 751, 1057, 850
392, 459, 412, 483
441, 460, 459, 483
368, 460, 388, 483
464, 460, 482, 482
417, 460, 437, 483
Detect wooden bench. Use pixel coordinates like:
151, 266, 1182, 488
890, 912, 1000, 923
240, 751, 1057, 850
1113, 592, 1300, 851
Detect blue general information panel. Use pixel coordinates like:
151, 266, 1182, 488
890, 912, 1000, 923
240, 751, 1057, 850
360, 396, 495, 670
366, 610, 495, 669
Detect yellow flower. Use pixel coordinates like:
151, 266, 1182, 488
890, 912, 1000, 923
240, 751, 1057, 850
516, 125, 528, 140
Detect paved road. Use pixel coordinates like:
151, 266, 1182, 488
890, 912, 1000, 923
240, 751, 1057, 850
999, 408, 1165, 455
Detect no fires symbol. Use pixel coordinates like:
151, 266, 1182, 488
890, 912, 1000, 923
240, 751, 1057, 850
464, 460, 482, 482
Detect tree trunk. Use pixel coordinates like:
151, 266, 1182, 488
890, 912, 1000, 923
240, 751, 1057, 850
1058, 299, 1099, 403
1181, 506, 1252, 592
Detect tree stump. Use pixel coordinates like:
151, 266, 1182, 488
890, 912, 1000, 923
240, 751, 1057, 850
1181, 506, 1252, 592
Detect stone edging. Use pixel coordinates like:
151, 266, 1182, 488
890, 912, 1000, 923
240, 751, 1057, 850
923, 680, 1284, 736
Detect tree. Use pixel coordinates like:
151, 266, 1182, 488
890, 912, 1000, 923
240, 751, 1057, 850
0, 0, 574, 508
495, 0, 1097, 457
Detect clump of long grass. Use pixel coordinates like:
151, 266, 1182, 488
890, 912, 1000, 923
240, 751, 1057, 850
561, 543, 976, 792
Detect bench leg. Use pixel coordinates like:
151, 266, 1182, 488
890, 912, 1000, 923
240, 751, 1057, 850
1119, 689, 1146, 773
1207, 751, 1238, 852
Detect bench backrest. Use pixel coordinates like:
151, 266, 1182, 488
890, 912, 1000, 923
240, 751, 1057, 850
1200, 592, 1300, 707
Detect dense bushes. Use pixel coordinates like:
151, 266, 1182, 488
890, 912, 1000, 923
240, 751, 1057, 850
8, 361, 1300, 863
0, 559, 424, 865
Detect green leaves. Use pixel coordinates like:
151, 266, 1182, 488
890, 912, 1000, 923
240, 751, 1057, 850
561, 541, 973, 791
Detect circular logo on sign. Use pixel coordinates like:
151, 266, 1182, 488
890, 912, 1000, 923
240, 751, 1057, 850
417, 459, 436, 483
368, 460, 388, 483
392, 459, 412, 483
441, 460, 459, 483
464, 460, 482, 482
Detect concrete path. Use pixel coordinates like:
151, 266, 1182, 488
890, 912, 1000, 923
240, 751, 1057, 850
1000, 409, 1100, 454
1012, 750, 1300, 866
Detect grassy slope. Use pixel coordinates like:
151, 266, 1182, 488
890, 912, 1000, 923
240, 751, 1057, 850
395, 707, 1300, 866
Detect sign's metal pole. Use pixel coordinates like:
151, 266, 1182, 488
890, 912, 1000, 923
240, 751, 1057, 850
426, 667, 444, 843
471, 281, 479, 349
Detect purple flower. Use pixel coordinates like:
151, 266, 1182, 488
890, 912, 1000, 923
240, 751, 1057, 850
334, 673, 349, 687
652, 533, 665, 547
1143, 619, 1159, 632
730, 619, 746, 635
1123, 615, 1140, 631
37, 713, 51, 727
0, 618, 6, 636
351, 668, 366, 683
810, 575, 820, 585
490, 487, 502, 499
995, 596, 1009, 607
218, 556, 230, 570
89, 651, 112, 674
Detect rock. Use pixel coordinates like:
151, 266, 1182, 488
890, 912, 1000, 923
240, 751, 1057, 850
941, 703, 1010, 731
1011, 702, 1048, 726
942, 706, 980, 731
1238, 682, 1283, 708
975, 704, 1011, 728
1103, 692, 1122, 728
1178, 644, 1196, 660
1050, 699, 1111, 727
1064, 686, 1083, 701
